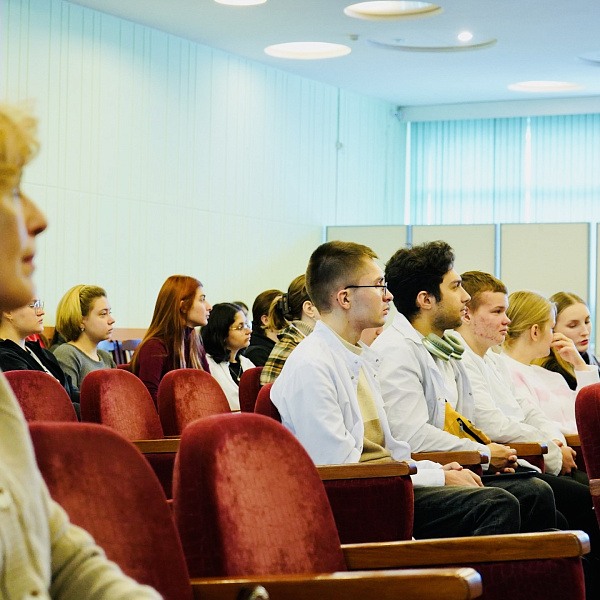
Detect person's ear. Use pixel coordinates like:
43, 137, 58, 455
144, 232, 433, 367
462, 305, 473, 324
530, 324, 540, 341
260, 314, 269, 327
335, 289, 352, 311
180, 299, 187, 315
302, 300, 319, 319
415, 291, 433, 312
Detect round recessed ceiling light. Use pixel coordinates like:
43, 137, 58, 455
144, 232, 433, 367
264, 42, 351, 60
457, 31, 473, 42
367, 36, 496, 52
344, 1, 442, 20
508, 81, 584, 93
215, 0, 267, 5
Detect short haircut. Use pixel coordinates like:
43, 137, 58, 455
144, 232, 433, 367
385, 241, 454, 321
55, 285, 107, 342
505, 290, 554, 349
306, 241, 378, 313
461, 271, 508, 312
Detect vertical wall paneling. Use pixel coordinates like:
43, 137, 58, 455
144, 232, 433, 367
2, 0, 402, 327
411, 225, 496, 276
500, 223, 589, 300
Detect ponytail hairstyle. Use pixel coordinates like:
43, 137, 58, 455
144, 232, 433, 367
504, 290, 555, 351
251, 289, 282, 333
55, 285, 107, 342
266, 274, 310, 331
131, 275, 204, 374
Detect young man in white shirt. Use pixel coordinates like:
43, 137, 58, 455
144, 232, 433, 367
272, 240, 521, 539
455, 270, 598, 569
372, 241, 556, 533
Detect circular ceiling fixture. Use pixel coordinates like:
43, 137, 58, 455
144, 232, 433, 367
508, 81, 584, 92
264, 42, 352, 60
215, 0, 267, 5
344, 1, 442, 20
367, 36, 496, 52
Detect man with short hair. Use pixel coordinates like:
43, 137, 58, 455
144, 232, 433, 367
373, 241, 557, 532
455, 270, 598, 556
272, 240, 522, 539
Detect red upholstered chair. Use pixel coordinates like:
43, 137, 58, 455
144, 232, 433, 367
254, 382, 281, 421
80, 368, 175, 497
239, 366, 263, 412
30, 423, 483, 600
575, 384, 600, 522
174, 413, 588, 600
30, 422, 192, 600
5, 370, 78, 422
157, 369, 230, 436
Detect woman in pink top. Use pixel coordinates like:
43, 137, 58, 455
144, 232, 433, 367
501, 290, 598, 434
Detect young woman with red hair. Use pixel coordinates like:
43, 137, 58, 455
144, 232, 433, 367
131, 275, 212, 405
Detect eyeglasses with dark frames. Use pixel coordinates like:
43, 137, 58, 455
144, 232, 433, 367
344, 284, 388, 295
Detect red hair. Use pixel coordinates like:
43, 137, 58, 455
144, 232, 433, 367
131, 275, 203, 373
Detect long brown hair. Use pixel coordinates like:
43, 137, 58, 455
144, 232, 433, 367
131, 275, 204, 373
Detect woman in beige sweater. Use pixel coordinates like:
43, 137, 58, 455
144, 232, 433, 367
0, 104, 161, 598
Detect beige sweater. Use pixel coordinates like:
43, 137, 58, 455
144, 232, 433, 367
0, 372, 162, 599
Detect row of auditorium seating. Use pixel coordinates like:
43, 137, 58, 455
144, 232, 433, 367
6, 367, 600, 599
29, 413, 590, 600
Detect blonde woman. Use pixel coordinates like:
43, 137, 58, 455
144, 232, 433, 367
536, 292, 599, 390
53, 285, 116, 398
0, 104, 159, 597
501, 290, 599, 434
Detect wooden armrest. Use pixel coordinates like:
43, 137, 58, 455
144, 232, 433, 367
565, 434, 580, 447
411, 451, 488, 465
132, 439, 180, 453
590, 479, 600, 497
342, 530, 589, 570
317, 460, 417, 480
511, 442, 548, 456
191, 567, 482, 600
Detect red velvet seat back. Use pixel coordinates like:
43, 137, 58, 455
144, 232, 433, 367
238, 367, 263, 412
80, 368, 163, 440
30, 422, 192, 600
158, 369, 230, 436
173, 413, 347, 577
253, 383, 281, 421
5, 370, 78, 422
575, 383, 600, 522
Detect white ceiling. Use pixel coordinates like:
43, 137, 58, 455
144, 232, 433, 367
68, 0, 600, 107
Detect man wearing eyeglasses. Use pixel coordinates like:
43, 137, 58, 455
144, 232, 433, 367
272, 240, 523, 539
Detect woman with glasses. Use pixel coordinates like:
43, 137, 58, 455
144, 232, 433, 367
0, 298, 78, 413
201, 303, 255, 410
131, 275, 212, 405
53, 285, 117, 401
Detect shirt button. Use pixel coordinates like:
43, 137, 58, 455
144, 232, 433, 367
0, 488, 12, 510
24, 591, 46, 600
351, 376, 355, 380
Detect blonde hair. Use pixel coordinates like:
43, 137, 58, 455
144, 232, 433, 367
504, 290, 555, 350
55, 285, 107, 342
0, 103, 39, 188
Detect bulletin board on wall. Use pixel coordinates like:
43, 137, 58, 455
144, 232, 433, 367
412, 225, 496, 276
500, 223, 590, 300
326, 226, 408, 266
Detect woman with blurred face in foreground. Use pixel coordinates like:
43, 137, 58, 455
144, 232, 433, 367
0, 104, 160, 598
